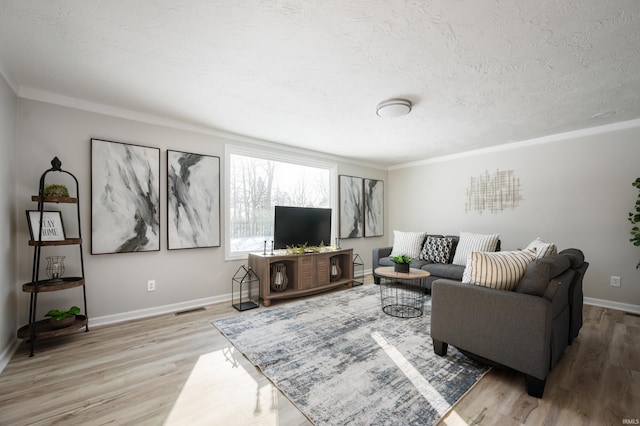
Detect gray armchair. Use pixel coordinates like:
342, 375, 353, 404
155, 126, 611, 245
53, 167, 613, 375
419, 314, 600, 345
430, 252, 579, 397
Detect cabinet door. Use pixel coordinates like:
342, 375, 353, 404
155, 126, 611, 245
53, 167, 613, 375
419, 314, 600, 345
316, 254, 331, 286
298, 256, 315, 289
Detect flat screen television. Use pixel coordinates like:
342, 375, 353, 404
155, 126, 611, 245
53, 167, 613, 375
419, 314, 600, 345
273, 206, 332, 249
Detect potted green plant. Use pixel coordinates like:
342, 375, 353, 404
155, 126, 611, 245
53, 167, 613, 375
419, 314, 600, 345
43, 184, 70, 198
45, 306, 80, 329
629, 177, 640, 269
391, 254, 412, 273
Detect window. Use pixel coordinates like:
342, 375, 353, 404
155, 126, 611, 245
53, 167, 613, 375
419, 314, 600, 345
225, 145, 337, 259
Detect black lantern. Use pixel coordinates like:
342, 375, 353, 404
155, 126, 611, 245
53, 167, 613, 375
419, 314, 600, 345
232, 265, 260, 311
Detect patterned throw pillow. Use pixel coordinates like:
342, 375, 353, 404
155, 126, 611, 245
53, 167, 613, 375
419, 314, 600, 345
462, 250, 536, 291
525, 237, 558, 259
452, 231, 500, 266
390, 230, 428, 259
419, 236, 454, 263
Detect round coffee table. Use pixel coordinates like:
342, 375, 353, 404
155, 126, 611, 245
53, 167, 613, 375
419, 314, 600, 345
374, 267, 431, 318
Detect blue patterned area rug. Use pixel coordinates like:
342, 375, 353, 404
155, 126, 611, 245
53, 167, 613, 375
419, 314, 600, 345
213, 284, 489, 425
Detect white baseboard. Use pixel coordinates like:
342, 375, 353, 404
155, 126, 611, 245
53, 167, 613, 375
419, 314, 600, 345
0, 338, 21, 374
584, 297, 640, 315
89, 293, 233, 328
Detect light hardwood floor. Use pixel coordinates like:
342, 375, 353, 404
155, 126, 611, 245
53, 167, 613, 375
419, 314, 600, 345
1, 277, 638, 425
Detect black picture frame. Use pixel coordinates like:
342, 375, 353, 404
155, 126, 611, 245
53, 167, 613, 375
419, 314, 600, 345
339, 175, 364, 238
26, 210, 66, 241
91, 138, 161, 254
167, 150, 221, 249
364, 178, 384, 237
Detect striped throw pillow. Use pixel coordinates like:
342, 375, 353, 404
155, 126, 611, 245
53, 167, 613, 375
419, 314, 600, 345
390, 230, 428, 259
525, 237, 557, 259
452, 232, 500, 266
462, 250, 536, 291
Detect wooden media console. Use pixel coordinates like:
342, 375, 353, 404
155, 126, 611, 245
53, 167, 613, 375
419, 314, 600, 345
248, 248, 353, 306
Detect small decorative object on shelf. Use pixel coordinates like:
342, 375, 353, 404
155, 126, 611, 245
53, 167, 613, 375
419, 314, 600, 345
330, 256, 342, 281
45, 306, 80, 329
352, 253, 364, 286
45, 256, 65, 283
43, 184, 70, 198
232, 265, 259, 311
270, 262, 288, 292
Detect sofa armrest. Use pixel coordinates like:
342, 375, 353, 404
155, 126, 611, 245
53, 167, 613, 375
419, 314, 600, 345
431, 279, 552, 380
372, 246, 393, 270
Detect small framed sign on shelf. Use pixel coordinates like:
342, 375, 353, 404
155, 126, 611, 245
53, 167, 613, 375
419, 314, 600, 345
26, 210, 66, 241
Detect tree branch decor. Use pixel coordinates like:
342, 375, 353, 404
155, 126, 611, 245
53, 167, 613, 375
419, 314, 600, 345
629, 177, 640, 269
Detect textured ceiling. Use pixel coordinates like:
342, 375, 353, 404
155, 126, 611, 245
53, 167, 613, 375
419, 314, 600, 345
1, 1, 639, 167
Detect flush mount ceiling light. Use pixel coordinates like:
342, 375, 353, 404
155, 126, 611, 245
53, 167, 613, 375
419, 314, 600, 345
376, 98, 412, 118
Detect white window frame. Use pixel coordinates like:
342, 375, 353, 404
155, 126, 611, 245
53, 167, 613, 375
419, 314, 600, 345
225, 144, 338, 260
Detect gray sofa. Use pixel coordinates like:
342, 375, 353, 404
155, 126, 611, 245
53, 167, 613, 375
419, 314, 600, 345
372, 234, 501, 291
430, 249, 588, 397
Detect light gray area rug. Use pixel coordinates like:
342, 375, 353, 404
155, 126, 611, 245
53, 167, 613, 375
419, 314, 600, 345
213, 284, 489, 425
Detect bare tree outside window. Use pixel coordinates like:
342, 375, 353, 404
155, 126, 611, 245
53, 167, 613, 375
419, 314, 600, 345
229, 152, 332, 254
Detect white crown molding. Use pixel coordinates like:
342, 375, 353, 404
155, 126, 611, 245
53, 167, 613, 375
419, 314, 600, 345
389, 118, 640, 170
584, 297, 640, 315
17, 86, 386, 171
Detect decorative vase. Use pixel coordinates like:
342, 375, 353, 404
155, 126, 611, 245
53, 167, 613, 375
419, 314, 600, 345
394, 262, 410, 273
49, 316, 75, 329
271, 263, 288, 292
45, 256, 65, 283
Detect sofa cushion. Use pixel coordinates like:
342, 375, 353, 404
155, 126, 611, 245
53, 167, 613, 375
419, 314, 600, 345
452, 231, 500, 266
390, 230, 428, 259
462, 250, 536, 291
525, 237, 557, 259
515, 260, 550, 296
419, 236, 455, 264
421, 263, 465, 281
537, 254, 571, 278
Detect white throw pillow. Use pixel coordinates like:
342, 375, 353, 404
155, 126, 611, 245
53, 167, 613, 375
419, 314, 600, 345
452, 231, 500, 266
462, 250, 536, 291
390, 230, 427, 259
525, 237, 557, 259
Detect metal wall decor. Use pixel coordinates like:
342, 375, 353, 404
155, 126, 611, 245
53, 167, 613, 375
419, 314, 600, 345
91, 138, 160, 254
364, 178, 384, 237
465, 169, 522, 214
167, 150, 221, 249
339, 175, 364, 238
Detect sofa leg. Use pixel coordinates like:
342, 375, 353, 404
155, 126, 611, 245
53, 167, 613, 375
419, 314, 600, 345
374, 276, 380, 285
433, 339, 448, 356
525, 375, 546, 398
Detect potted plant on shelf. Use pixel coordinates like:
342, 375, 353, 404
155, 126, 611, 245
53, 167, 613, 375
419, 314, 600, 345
45, 306, 80, 329
43, 184, 70, 198
391, 255, 412, 273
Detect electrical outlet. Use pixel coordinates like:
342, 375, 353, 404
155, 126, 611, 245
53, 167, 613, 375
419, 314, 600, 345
610, 276, 621, 287
147, 280, 156, 292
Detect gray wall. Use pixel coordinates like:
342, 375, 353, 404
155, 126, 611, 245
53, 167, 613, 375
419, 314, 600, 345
0, 72, 17, 366
14, 99, 387, 327
387, 123, 640, 310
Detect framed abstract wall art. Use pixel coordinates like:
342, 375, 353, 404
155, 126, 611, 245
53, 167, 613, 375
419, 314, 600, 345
339, 175, 363, 238
167, 150, 220, 249
91, 138, 160, 254
364, 178, 384, 237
